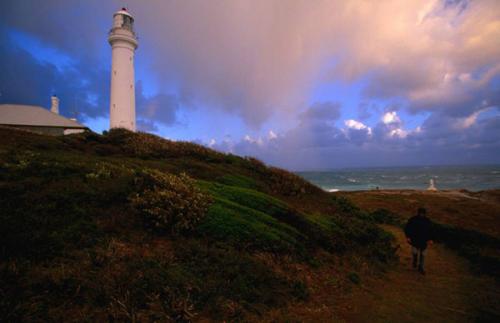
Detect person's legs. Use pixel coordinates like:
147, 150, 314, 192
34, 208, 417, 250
411, 246, 418, 268
418, 248, 426, 274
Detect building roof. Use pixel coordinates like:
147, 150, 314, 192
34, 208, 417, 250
0, 104, 88, 129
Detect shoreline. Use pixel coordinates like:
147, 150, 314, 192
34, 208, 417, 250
325, 187, 500, 194
331, 188, 500, 202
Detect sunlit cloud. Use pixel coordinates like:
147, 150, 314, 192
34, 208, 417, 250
382, 112, 401, 125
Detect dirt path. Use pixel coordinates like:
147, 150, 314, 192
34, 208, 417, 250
337, 225, 499, 322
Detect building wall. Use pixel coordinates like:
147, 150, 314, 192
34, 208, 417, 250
2, 125, 86, 136
63, 128, 85, 135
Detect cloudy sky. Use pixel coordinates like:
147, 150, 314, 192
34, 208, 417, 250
1, 0, 499, 170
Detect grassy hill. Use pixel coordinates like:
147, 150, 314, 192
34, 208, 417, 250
0, 128, 395, 321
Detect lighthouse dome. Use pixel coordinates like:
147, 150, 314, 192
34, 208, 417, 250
114, 8, 134, 19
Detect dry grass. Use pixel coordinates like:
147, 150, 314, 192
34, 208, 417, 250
333, 225, 500, 322
338, 190, 500, 238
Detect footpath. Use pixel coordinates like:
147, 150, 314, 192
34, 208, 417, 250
337, 225, 498, 322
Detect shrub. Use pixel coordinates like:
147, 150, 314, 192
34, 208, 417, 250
330, 195, 362, 214
85, 163, 114, 180
244, 157, 268, 174
267, 167, 320, 196
104, 129, 226, 162
370, 208, 399, 224
130, 169, 212, 234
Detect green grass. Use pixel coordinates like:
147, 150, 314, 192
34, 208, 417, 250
216, 174, 259, 190
198, 198, 305, 254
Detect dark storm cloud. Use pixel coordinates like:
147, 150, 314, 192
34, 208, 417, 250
136, 81, 180, 126
214, 106, 500, 169
344, 127, 371, 146
298, 101, 341, 123
285, 101, 346, 149
0, 0, 118, 121
0, 1, 115, 60
416, 110, 500, 148
362, 63, 432, 100
136, 119, 159, 133
0, 26, 107, 119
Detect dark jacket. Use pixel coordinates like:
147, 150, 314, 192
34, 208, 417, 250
404, 215, 433, 249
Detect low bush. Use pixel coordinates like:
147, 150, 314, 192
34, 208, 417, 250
243, 156, 268, 174
104, 129, 227, 163
330, 195, 362, 215
130, 169, 212, 234
267, 167, 320, 196
370, 208, 400, 225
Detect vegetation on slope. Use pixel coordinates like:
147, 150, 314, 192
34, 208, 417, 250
0, 128, 395, 321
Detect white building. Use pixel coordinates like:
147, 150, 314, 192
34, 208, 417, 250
427, 178, 437, 191
0, 96, 88, 135
108, 8, 138, 131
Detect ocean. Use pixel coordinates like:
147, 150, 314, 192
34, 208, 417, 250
297, 165, 500, 192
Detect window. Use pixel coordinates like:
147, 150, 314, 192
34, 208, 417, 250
122, 15, 133, 31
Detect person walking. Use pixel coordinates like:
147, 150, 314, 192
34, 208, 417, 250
404, 207, 433, 275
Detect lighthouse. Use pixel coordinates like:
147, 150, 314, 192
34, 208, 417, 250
108, 8, 138, 131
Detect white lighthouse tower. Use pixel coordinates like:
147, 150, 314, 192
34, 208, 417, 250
108, 8, 138, 131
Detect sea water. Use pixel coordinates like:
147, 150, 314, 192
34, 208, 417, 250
297, 165, 500, 192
